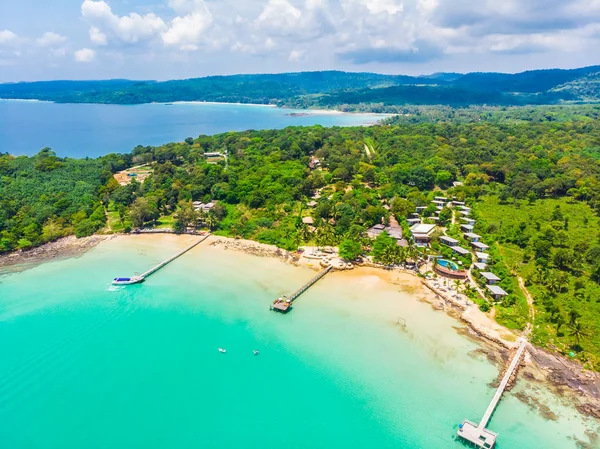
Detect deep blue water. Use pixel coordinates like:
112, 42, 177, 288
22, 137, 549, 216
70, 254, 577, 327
0, 100, 385, 158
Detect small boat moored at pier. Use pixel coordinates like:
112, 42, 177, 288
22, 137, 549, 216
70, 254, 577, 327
112, 276, 144, 285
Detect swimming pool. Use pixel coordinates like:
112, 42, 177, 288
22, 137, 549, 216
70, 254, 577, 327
436, 259, 460, 271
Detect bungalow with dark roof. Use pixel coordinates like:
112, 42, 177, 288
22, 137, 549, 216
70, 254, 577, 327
463, 233, 481, 242
471, 241, 490, 251
440, 236, 459, 247
452, 246, 471, 256
476, 252, 490, 263
480, 272, 501, 285
487, 285, 508, 301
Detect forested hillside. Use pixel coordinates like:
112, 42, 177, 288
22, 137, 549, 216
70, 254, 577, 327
2, 121, 600, 366
2, 66, 600, 109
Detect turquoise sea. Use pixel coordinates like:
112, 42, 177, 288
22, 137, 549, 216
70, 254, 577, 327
0, 100, 387, 158
1, 235, 598, 448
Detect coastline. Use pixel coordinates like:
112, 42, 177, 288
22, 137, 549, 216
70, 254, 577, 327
2, 232, 600, 421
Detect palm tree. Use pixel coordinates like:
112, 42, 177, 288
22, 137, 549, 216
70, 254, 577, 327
569, 321, 587, 346
205, 212, 217, 231
453, 279, 462, 293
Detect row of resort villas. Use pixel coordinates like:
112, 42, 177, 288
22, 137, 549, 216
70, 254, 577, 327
438, 220, 509, 301
406, 198, 471, 226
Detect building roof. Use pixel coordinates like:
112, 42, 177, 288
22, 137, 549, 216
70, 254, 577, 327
464, 233, 481, 240
386, 226, 403, 240
471, 241, 489, 250
306, 201, 317, 207
440, 236, 459, 244
452, 246, 471, 256
487, 285, 508, 296
480, 272, 501, 281
302, 217, 314, 225
411, 223, 436, 235
476, 252, 490, 260
458, 206, 471, 211
407, 218, 421, 224
462, 218, 476, 224
460, 224, 474, 231
397, 239, 409, 247
473, 263, 487, 270
434, 196, 448, 201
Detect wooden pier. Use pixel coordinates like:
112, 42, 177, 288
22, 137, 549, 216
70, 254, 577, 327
271, 265, 332, 313
114, 233, 210, 283
457, 338, 528, 448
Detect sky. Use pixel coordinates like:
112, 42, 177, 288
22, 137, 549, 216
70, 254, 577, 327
2, 0, 600, 82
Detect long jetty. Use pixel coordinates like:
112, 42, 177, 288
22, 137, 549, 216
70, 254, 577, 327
140, 233, 210, 279
271, 265, 332, 313
113, 233, 210, 284
457, 338, 528, 448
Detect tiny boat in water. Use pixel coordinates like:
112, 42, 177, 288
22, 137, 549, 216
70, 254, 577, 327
253, 350, 260, 356
112, 276, 144, 285
218, 348, 226, 353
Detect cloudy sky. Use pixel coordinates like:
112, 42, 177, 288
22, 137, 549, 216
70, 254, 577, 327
2, 0, 600, 82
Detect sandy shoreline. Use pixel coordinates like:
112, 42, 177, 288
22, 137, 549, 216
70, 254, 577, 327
2, 232, 600, 421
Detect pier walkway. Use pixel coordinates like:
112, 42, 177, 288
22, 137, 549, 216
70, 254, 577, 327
140, 233, 210, 279
457, 338, 528, 448
113, 234, 210, 284
271, 265, 332, 312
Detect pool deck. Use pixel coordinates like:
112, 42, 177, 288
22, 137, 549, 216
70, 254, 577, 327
434, 262, 467, 279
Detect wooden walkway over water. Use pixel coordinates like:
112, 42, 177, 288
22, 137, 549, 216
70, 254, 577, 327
271, 265, 332, 313
114, 233, 210, 284
457, 338, 528, 448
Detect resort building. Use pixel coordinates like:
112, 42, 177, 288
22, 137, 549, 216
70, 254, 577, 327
472, 262, 487, 271
193, 202, 216, 213
480, 272, 501, 285
459, 210, 471, 217
452, 246, 471, 256
434, 196, 448, 202
416, 206, 427, 213
476, 252, 491, 263
471, 241, 490, 251
432, 200, 446, 209
367, 224, 385, 238
302, 216, 315, 225
407, 218, 421, 226
464, 233, 481, 242
440, 236, 459, 247
451, 201, 466, 207
411, 223, 437, 246
462, 218, 476, 225
367, 224, 403, 241
460, 224, 475, 232
306, 200, 317, 208
487, 285, 509, 301
458, 206, 471, 212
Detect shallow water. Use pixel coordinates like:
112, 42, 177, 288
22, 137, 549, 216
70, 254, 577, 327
0, 100, 386, 157
0, 235, 598, 448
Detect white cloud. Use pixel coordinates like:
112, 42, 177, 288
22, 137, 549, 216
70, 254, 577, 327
288, 49, 305, 61
0, 30, 17, 44
74, 47, 96, 62
36, 32, 67, 47
161, 12, 213, 50
89, 26, 108, 45
81, 0, 167, 45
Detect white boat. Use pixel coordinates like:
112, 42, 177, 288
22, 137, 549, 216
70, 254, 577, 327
253, 350, 260, 356
112, 276, 144, 285
218, 348, 226, 353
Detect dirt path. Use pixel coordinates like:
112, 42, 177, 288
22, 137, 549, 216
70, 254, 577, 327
518, 275, 536, 336
364, 143, 373, 160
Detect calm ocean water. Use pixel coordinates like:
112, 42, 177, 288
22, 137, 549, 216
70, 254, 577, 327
0, 100, 385, 158
0, 235, 597, 449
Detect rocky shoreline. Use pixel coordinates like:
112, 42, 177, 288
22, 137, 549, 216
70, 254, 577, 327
0, 235, 112, 271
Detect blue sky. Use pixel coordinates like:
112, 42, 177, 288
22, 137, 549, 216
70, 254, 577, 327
2, 0, 600, 82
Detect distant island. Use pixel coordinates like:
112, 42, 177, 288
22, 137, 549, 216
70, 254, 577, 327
2, 66, 600, 113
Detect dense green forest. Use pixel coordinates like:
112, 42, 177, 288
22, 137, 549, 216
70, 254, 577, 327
2, 66, 600, 109
2, 119, 600, 367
